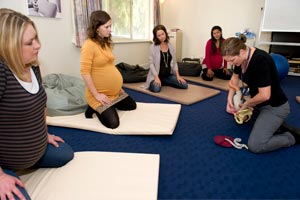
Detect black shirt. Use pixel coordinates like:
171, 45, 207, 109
233, 48, 288, 107
159, 50, 171, 79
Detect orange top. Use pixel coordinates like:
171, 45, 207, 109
80, 39, 123, 109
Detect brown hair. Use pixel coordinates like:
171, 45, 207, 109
210, 25, 224, 54
0, 8, 40, 80
152, 25, 169, 45
86, 10, 112, 49
221, 34, 247, 56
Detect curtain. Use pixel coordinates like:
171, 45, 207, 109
72, 0, 102, 47
72, 0, 160, 47
153, 0, 161, 26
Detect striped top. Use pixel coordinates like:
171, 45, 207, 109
0, 60, 48, 171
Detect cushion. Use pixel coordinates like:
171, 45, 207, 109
20, 151, 159, 200
116, 62, 149, 83
43, 74, 87, 116
46, 102, 181, 135
178, 62, 202, 76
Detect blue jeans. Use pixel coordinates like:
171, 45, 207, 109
149, 75, 188, 93
3, 142, 74, 200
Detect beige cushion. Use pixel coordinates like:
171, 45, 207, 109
20, 151, 159, 200
182, 76, 243, 91
123, 83, 220, 105
46, 102, 181, 135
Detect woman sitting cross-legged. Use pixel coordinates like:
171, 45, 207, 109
145, 25, 188, 93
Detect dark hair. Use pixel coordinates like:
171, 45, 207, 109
87, 10, 112, 49
152, 25, 169, 45
221, 34, 247, 56
210, 25, 224, 54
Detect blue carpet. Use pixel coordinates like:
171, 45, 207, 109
48, 75, 300, 199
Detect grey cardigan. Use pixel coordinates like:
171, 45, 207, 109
145, 42, 178, 89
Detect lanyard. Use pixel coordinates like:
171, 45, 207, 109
241, 47, 251, 100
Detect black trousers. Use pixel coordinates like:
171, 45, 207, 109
85, 96, 136, 129
201, 68, 231, 81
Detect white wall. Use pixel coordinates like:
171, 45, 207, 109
162, 0, 265, 59
1, 0, 266, 77
0, 0, 150, 78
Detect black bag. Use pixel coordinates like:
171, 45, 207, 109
178, 58, 202, 76
182, 57, 201, 63
116, 62, 149, 83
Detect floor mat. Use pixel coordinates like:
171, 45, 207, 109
20, 151, 159, 200
46, 102, 181, 135
123, 83, 220, 105
182, 76, 242, 91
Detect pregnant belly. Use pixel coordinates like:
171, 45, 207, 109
93, 69, 123, 96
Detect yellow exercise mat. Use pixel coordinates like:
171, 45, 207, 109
46, 102, 181, 135
182, 76, 238, 91
20, 151, 159, 200
123, 83, 220, 105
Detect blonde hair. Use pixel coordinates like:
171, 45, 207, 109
0, 8, 40, 80
221, 34, 247, 56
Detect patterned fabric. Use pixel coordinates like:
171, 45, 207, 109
72, 0, 102, 47
72, 0, 160, 47
0, 61, 48, 171
154, 0, 161, 26
96, 92, 128, 114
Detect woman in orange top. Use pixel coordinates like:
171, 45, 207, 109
80, 10, 136, 129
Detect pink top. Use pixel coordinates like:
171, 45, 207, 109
202, 39, 227, 70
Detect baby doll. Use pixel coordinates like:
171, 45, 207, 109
228, 80, 253, 124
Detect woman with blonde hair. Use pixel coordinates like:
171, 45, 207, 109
0, 8, 74, 199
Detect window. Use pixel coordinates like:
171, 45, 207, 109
72, 0, 159, 47
102, 0, 154, 41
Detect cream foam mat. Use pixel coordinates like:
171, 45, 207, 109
20, 151, 159, 200
46, 102, 181, 135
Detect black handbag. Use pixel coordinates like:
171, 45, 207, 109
116, 62, 149, 83
178, 58, 202, 76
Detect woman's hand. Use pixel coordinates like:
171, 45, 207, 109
81, 74, 111, 105
207, 69, 214, 78
226, 98, 237, 114
48, 133, 64, 147
227, 73, 240, 114
153, 77, 161, 87
119, 88, 125, 94
94, 93, 112, 105
176, 75, 186, 84
0, 171, 26, 200
223, 68, 230, 75
239, 101, 253, 112
228, 79, 240, 91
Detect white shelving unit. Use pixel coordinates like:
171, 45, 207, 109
256, 0, 300, 76
168, 29, 182, 62
257, 0, 300, 46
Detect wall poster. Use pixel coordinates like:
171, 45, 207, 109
27, 0, 62, 18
